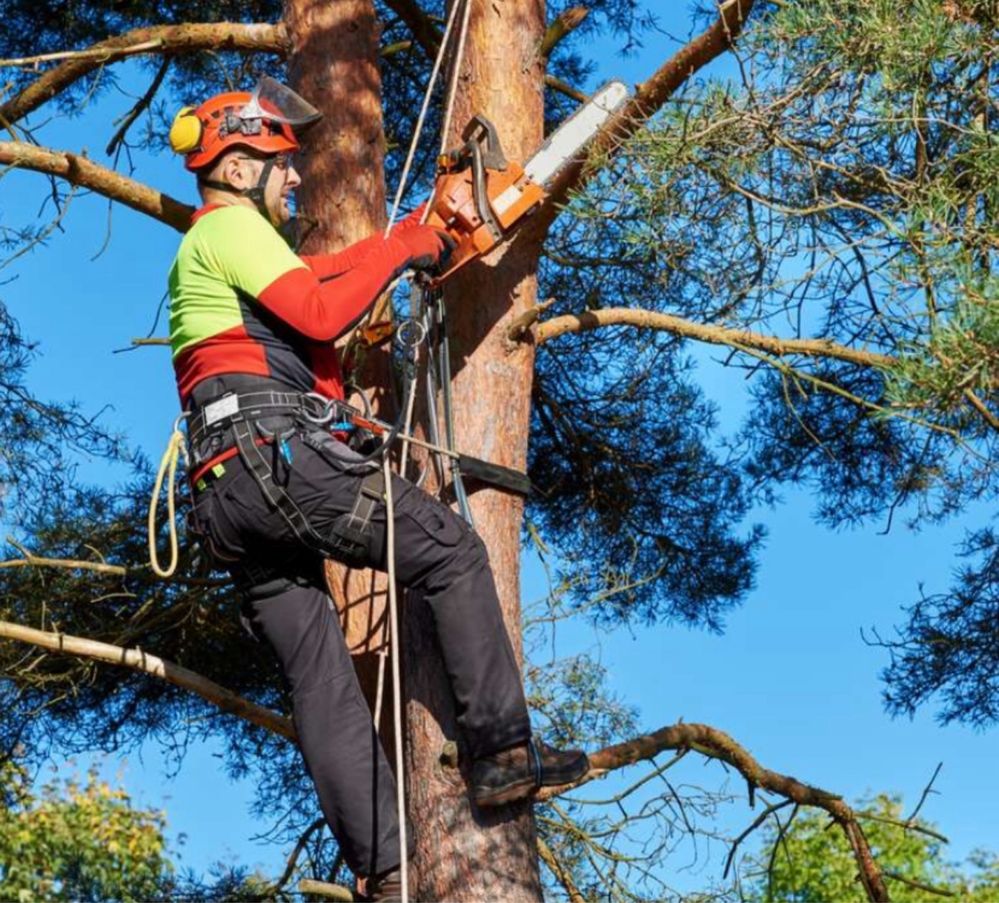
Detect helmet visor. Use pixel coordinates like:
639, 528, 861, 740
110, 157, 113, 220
240, 76, 322, 131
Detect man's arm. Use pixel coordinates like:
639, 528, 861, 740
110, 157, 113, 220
205, 206, 444, 342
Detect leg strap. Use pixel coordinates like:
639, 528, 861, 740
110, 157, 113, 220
233, 419, 385, 567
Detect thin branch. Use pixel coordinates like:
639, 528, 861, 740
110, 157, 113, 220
271, 817, 326, 893
538, 835, 586, 903
544, 74, 588, 104
106, 57, 171, 156
0, 140, 192, 231
1, 22, 288, 128
882, 871, 956, 897
963, 388, 999, 433
906, 762, 944, 825
0, 619, 295, 740
529, 305, 895, 370
0, 41, 165, 68
855, 811, 949, 844
724, 799, 795, 879
2, 536, 126, 577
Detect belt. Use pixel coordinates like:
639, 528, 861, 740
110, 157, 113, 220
186, 390, 341, 473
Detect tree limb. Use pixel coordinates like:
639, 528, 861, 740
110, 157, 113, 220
538, 720, 890, 902
0, 619, 295, 741
528, 305, 895, 370
380, 0, 443, 60
1, 22, 289, 129
539, 8, 590, 59
0, 140, 192, 230
538, 0, 757, 225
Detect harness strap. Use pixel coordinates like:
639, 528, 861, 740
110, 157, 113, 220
232, 419, 330, 554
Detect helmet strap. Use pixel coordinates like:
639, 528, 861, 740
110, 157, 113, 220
197, 156, 280, 222
244, 156, 279, 222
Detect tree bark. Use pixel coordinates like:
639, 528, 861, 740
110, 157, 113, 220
402, 0, 547, 900
283, 0, 393, 658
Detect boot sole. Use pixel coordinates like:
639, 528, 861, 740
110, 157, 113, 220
473, 775, 538, 807
473, 754, 590, 807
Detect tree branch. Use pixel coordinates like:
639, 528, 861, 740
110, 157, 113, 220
539, 8, 590, 59
0, 140, 192, 231
0, 22, 288, 129
537, 835, 586, 903
527, 305, 895, 370
537, 0, 757, 226
380, 0, 443, 60
0, 619, 295, 741
538, 720, 890, 902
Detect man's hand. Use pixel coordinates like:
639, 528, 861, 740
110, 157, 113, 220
397, 224, 456, 274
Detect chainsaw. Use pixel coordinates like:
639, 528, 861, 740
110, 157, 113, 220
425, 80, 629, 283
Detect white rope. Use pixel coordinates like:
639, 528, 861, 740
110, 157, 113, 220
385, 0, 469, 234
439, 0, 474, 156
148, 414, 189, 578
374, 6, 478, 898
382, 453, 409, 903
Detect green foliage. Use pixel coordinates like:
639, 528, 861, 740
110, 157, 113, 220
744, 794, 999, 902
0, 760, 171, 902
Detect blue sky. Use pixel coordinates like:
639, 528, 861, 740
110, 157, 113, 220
3, 2, 998, 890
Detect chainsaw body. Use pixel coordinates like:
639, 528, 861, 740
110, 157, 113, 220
426, 116, 547, 283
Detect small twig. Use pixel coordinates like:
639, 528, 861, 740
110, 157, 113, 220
882, 871, 956, 897
724, 799, 795, 879
906, 762, 944, 826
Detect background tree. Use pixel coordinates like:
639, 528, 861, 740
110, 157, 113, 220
0, 0, 996, 900
744, 794, 999, 902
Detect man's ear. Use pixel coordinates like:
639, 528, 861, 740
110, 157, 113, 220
216, 154, 248, 191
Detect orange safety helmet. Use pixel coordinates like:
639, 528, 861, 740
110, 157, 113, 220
169, 77, 321, 172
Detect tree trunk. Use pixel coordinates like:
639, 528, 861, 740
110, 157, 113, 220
284, 0, 394, 665
403, 1, 547, 900
286, 0, 547, 898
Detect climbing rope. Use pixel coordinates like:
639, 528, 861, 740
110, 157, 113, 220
148, 414, 189, 579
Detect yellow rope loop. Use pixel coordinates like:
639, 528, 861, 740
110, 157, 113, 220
148, 416, 189, 579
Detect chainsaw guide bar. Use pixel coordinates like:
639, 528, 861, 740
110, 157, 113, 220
427, 80, 630, 282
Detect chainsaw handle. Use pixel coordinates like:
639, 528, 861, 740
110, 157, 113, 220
461, 115, 508, 170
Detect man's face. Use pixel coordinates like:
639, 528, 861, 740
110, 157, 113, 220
212, 151, 301, 226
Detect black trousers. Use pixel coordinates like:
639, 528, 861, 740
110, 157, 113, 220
191, 420, 532, 877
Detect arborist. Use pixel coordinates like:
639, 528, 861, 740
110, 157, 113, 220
166, 78, 587, 901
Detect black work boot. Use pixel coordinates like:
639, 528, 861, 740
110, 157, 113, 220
471, 738, 589, 807
366, 866, 405, 902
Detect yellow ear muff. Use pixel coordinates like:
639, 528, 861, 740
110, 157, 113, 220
168, 107, 203, 154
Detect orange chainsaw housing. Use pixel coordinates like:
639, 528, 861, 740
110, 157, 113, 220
425, 116, 547, 283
